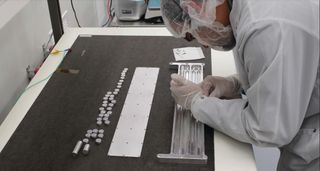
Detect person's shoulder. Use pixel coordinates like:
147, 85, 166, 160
241, 0, 318, 38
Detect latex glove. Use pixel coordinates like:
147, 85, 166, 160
200, 75, 241, 99
170, 74, 201, 110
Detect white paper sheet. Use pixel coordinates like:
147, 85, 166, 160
173, 47, 205, 61
108, 67, 159, 157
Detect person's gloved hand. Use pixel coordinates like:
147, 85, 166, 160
170, 74, 201, 110
200, 75, 241, 99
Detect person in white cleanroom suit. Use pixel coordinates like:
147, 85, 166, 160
161, 0, 319, 170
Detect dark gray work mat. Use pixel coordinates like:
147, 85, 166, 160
0, 35, 214, 171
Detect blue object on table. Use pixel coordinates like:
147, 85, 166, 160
148, 0, 160, 10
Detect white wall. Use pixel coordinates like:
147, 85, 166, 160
59, 0, 108, 27
0, 0, 107, 124
0, 0, 51, 124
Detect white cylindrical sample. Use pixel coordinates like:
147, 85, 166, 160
98, 114, 104, 117
106, 107, 112, 111
110, 95, 115, 98
107, 111, 112, 115
99, 107, 104, 111
102, 104, 108, 107
103, 117, 109, 121
103, 100, 108, 104
114, 88, 120, 92
92, 129, 98, 133
107, 91, 112, 95
100, 110, 106, 114
120, 76, 125, 79
108, 103, 114, 107
117, 85, 122, 88
113, 91, 118, 95
117, 82, 122, 85
109, 97, 114, 101
87, 130, 92, 134
82, 144, 90, 155
103, 97, 108, 100
97, 117, 102, 121
111, 100, 116, 104
72, 140, 83, 156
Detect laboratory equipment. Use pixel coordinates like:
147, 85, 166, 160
115, 0, 147, 21
157, 63, 208, 164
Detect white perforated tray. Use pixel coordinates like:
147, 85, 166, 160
108, 67, 159, 157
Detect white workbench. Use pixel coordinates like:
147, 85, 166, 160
0, 27, 256, 171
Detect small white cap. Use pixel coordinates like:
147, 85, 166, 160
98, 129, 104, 134
98, 134, 104, 138
85, 133, 91, 138
97, 120, 102, 125
91, 133, 97, 138
95, 138, 102, 144
82, 138, 89, 144
104, 120, 111, 125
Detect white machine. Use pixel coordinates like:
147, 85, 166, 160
115, 0, 148, 21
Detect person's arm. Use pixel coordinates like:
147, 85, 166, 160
191, 22, 319, 146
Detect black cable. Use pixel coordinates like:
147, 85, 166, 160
70, 0, 81, 27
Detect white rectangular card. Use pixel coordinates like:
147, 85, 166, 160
173, 47, 205, 61
108, 67, 159, 157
